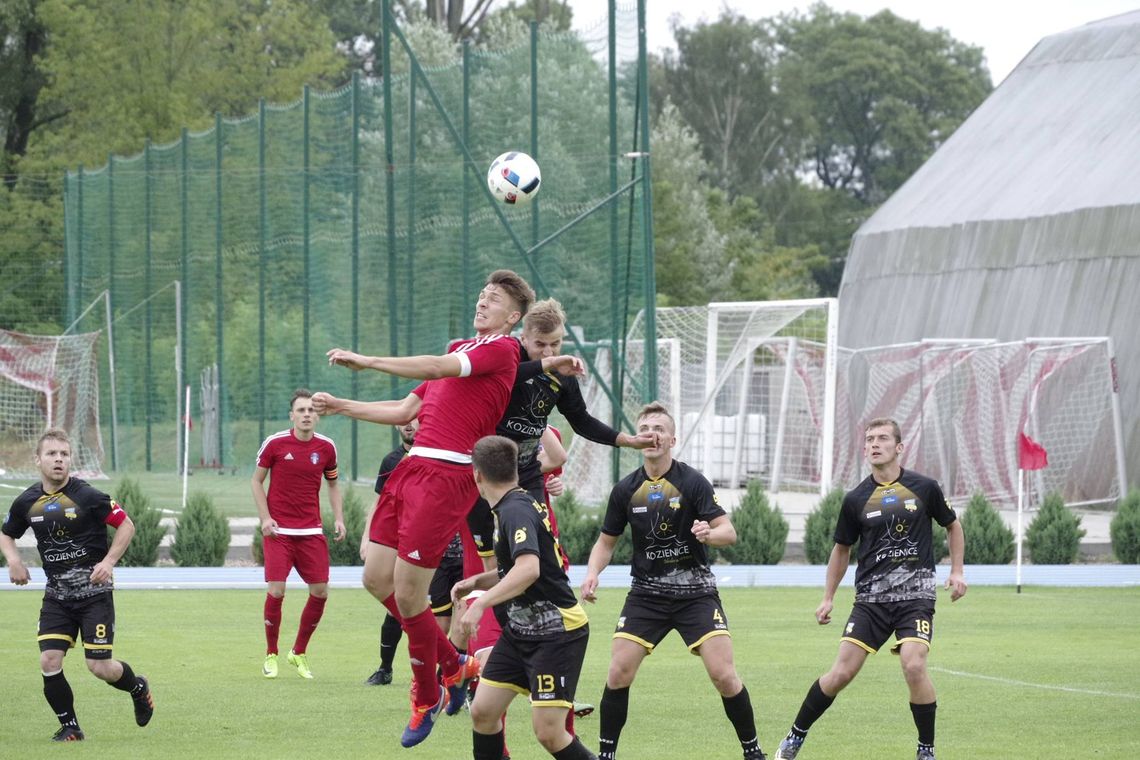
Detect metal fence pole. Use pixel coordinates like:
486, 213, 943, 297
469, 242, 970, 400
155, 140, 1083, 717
303, 86, 312, 387
144, 138, 153, 470
180, 128, 189, 470
258, 98, 267, 444
637, 0, 658, 401
351, 70, 362, 480
462, 40, 472, 333
530, 21, 540, 247
107, 155, 117, 471
214, 112, 225, 467
608, 0, 621, 481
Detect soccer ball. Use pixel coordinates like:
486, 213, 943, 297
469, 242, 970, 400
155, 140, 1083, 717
487, 151, 541, 205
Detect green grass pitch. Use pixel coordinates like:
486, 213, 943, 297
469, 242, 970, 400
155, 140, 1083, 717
0, 586, 1137, 757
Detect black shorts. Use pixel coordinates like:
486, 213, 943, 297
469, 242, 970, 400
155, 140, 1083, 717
613, 592, 730, 654
429, 554, 464, 616
38, 592, 116, 660
841, 599, 935, 654
480, 626, 589, 709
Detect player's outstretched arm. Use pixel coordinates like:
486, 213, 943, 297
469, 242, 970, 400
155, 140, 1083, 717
580, 532, 619, 603
327, 348, 463, 380
0, 535, 29, 585
944, 519, 968, 601
312, 391, 420, 425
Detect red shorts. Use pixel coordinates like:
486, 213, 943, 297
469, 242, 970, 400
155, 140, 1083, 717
369, 455, 479, 568
263, 533, 330, 584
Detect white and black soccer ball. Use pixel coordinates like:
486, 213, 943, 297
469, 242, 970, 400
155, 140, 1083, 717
486, 151, 541, 206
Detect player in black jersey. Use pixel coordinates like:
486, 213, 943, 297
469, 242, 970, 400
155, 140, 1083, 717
581, 402, 766, 760
454, 435, 596, 760
774, 418, 967, 760
0, 429, 154, 742
499, 298, 657, 499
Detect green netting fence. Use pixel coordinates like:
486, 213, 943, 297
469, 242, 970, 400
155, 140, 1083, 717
64, 2, 656, 481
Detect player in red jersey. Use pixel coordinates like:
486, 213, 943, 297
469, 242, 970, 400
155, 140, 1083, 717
252, 389, 344, 681
316, 270, 583, 748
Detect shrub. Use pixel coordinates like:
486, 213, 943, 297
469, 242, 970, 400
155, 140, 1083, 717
325, 486, 367, 566
960, 492, 1015, 564
932, 522, 949, 564
252, 525, 265, 565
803, 488, 853, 564
714, 481, 788, 564
112, 476, 166, 567
1026, 492, 1085, 564
171, 492, 230, 567
1110, 488, 1140, 563
554, 489, 633, 565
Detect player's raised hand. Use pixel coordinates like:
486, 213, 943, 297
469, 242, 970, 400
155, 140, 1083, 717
310, 391, 341, 416
543, 354, 586, 376
945, 571, 968, 601
326, 348, 369, 371
815, 598, 834, 625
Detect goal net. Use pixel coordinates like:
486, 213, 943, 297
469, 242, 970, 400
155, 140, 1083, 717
833, 338, 1126, 507
561, 299, 839, 503
0, 329, 106, 479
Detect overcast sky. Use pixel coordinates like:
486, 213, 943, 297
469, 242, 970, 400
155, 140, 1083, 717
567, 1, 1140, 84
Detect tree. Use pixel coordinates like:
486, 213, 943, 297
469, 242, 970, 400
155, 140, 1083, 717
660, 11, 798, 199
775, 4, 992, 205
0, 0, 59, 187
649, 101, 727, 306
27, 0, 346, 170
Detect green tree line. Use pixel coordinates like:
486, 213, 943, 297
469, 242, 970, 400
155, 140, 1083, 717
1, 0, 991, 333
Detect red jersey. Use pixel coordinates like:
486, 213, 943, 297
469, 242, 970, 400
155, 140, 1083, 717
409, 333, 519, 461
255, 429, 338, 533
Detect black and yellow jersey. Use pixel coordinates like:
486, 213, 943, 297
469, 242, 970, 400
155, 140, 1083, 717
2, 478, 127, 600
602, 459, 725, 599
837, 469, 957, 603
491, 488, 586, 639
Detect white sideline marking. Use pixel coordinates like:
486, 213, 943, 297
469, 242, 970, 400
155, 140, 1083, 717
930, 667, 1140, 699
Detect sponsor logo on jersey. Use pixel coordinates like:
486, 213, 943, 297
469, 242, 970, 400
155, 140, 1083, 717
284, 453, 294, 460
30, 515, 44, 523
669, 497, 681, 510
882, 495, 899, 505
616, 616, 626, 629
407, 549, 421, 560
514, 527, 527, 545
866, 510, 882, 519
64, 507, 77, 520
904, 499, 917, 512
632, 506, 647, 513
846, 621, 855, 634
45, 502, 60, 512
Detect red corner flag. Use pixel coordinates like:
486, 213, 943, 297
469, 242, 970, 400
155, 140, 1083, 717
1018, 432, 1048, 470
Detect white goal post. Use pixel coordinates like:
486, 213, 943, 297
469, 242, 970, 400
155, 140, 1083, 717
562, 299, 839, 502
0, 329, 106, 479
833, 337, 1127, 507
